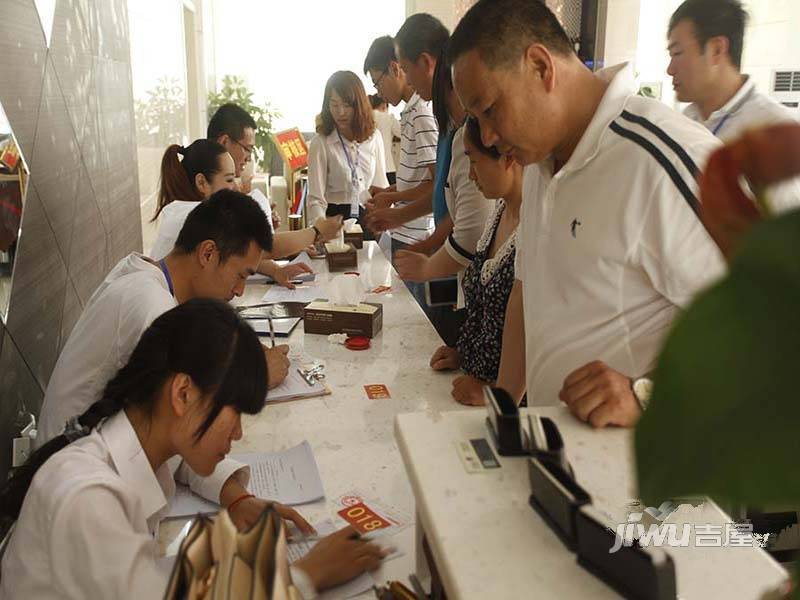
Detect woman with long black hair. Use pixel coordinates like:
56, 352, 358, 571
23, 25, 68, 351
0, 300, 384, 598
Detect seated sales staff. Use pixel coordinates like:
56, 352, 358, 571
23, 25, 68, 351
148, 139, 344, 278
0, 300, 386, 599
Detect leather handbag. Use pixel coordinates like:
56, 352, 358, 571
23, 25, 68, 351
163, 505, 300, 600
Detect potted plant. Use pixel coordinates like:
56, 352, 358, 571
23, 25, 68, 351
207, 75, 281, 173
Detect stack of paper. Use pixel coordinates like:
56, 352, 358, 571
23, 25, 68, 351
267, 360, 331, 403
260, 283, 328, 305
163, 441, 325, 519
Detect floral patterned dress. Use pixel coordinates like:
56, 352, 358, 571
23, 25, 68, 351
457, 200, 517, 382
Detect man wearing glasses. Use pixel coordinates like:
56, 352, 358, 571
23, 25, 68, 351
208, 103, 257, 179
363, 36, 445, 331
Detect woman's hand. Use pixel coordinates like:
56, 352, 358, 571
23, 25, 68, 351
293, 526, 386, 592
430, 346, 461, 371
228, 497, 315, 535
394, 250, 430, 282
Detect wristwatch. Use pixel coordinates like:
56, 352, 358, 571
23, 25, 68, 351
632, 377, 654, 411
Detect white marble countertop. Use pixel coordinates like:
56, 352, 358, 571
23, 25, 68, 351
161, 241, 478, 592
395, 407, 789, 599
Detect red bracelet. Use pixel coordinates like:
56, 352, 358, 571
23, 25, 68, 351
227, 493, 254, 512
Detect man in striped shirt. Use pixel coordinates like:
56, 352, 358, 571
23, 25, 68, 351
364, 36, 451, 333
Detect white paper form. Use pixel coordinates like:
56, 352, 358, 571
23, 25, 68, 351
163, 441, 325, 519
267, 360, 329, 403
288, 520, 374, 600
236, 442, 325, 505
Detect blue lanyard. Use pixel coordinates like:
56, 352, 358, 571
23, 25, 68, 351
336, 129, 360, 186
158, 259, 174, 297
712, 113, 731, 136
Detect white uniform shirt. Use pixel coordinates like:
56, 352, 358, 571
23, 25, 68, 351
149, 200, 197, 260
0, 412, 314, 600
684, 75, 800, 214
38, 254, 178, 443
149, 190, 271, 260
394, 93, 438, 244
306, 130, 388, 223
36, 252, 244, 500
443, 126, 496, 308
515, 62, 726, 405
373, 109, 401, 173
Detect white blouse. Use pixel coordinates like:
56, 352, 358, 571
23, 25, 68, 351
306, 129, 389, 223
0, 411, 318, 598
0, 412, 250, 599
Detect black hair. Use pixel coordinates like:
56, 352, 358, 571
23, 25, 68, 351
464, 116, 502, 159
207, 103, 257, 142
369, 94, 386, 110
174, 189, 273, 260
0, 299, 267, 521
363, 35, 397, 74
431, 46, 454, 135
395, 13, 450, 63
154, 139, 229, 221
448, 0, 574, 69
669, 0, 748, 69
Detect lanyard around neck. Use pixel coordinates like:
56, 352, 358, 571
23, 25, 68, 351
336, 129, 359, 183
158, 259, 174, 297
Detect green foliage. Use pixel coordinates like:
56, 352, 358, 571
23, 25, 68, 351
134, 76, 186, 147
636, 209, 800, 509
207, 75, 281, 172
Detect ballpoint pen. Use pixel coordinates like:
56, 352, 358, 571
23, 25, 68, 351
268, 317, 276, 348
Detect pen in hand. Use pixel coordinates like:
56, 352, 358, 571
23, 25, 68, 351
268, 317, 276, 348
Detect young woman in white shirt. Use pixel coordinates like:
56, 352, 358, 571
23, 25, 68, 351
151, 140, 342, 286
307, 71, 389, 238
0, 300, 384, 599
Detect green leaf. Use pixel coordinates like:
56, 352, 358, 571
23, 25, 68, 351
635, 209, 800, 508
207, 75, 281, 172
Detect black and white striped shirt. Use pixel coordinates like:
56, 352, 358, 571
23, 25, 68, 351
394, 92, 438, 244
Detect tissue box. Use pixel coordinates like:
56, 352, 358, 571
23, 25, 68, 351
324, 242, 358, 271
303, 301, 383, 338
343, 224, 364, 249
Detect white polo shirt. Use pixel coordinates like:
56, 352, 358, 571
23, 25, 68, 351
516, 62, 726, 406
443, 126, 496, 308
684, 75, 800, 214
394, 92, 438, 244
306, 129, 389, 223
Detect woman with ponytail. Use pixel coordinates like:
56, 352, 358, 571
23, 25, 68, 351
149, 139, 237, 259
0, 300, 384, 599
150, 139, 322, 288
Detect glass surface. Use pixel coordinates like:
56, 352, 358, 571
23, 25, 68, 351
0, 100, 29, 324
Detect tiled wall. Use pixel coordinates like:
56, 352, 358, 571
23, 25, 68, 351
0, 0, 140, 479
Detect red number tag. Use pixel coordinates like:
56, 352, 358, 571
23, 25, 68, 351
337, 502, 392, 534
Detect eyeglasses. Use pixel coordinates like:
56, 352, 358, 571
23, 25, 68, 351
232, 138, 255, 156
372, 69, 389, 91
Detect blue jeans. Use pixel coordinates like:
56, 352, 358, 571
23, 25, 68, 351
391, 238, 465, 346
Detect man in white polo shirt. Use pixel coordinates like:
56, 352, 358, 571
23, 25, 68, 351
667, 0, 800, 212
450, 0, 725, 427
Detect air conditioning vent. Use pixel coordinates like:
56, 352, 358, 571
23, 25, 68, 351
773, 71, 800, 92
